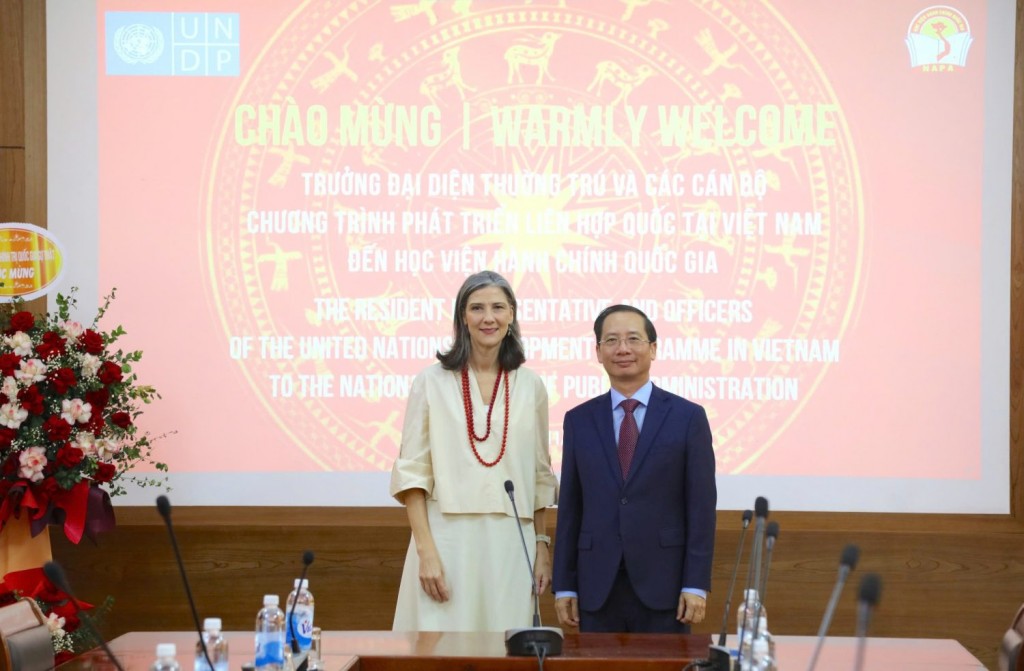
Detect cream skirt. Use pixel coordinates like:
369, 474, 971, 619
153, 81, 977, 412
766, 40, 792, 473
393, 499, 537, 632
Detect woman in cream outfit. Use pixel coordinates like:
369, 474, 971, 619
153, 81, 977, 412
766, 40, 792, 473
390, 271, 558, 632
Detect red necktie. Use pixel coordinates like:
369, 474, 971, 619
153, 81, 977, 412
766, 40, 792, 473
618, 399, 641, 478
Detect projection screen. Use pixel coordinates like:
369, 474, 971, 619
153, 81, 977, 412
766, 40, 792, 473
45, 0, 1016, 512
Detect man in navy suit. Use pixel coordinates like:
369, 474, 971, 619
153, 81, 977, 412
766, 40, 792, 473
553, 304, 717, 633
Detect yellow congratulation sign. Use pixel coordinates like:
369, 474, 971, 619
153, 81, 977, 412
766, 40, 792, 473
0, 224, 65, 300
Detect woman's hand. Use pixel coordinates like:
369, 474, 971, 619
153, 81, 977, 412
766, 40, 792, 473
533, 543, 552, 595
418, 546, 450, 602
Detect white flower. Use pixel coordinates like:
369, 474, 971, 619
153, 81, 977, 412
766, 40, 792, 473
60, 320, 85, 338
72, 431, 97, 457
51, 627, 73, 654
4, 331, 33, 357
95, 437, 122, 462
18, 446, 47, 482
0, 402, 27, 429
15, 358, 47, 383
79, 353, 101, 378
45, 612, 66, 634
1, 376, 19, 398
61, 398, 92, 425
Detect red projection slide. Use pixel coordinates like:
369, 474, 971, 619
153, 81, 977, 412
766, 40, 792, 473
85, 1, 1008, 510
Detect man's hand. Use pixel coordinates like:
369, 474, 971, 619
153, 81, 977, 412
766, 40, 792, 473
677, 592, 706, 624
555, 596, 580, 628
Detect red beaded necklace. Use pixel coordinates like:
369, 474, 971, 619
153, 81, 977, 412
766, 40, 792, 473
461, 367, 509, 467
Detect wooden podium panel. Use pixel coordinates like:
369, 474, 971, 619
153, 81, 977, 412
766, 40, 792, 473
58, 631, 987, 671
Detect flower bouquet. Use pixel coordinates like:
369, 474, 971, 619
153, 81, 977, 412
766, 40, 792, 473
0, 289, 168, 544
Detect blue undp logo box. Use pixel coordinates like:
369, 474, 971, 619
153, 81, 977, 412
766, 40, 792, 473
105, 12, 240, 76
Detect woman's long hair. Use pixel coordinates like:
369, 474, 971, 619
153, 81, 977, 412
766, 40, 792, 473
436, 270, 526, 371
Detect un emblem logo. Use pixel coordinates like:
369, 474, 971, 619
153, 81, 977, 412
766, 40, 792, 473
113, 23, 165, 64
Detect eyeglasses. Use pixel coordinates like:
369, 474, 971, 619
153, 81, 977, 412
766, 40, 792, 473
599, 336, 651, 349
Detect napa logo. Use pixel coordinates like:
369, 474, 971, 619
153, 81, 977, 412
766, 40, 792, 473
105, 12, 240, 77
0, 224, 65, 301
905, 6, 973, 72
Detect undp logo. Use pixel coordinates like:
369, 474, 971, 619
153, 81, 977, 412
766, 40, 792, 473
112, 24, 165, 64
105, 12, 240, 77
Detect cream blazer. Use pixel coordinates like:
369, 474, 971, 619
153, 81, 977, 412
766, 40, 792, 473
390, 363, 558, 516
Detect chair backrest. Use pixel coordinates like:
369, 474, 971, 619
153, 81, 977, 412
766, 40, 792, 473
0, 600, 53, 671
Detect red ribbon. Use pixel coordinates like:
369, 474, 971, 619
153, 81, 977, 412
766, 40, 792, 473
0, 481, 116, 545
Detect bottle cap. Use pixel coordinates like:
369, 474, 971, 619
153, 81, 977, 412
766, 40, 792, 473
293, 578, 309, 590
263, 594, 279, 606
156, 643, 177, 657
203, 617, 222, 632
744, 588, 758, 601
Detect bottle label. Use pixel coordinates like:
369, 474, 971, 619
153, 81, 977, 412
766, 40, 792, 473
285, 605, 314, 650
255, 633, 285, 667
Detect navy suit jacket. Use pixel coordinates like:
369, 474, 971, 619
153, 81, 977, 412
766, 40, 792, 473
553, 385, 717, 612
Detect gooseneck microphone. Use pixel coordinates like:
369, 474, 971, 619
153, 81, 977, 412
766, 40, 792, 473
806, 543, 861, 671
502, 480, 563, 660
736, 497, 769, 670
288, 551, 315, 671
853, 573, 882, 671
757, 521, 780, 605
705, 509, 754, 671
156, 495, 215, 671
750, 520, 780, 647
43, 561, 126, 671
716, 509, 753, 646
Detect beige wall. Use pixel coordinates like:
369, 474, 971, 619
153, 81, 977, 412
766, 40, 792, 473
3, 1, 1024, 669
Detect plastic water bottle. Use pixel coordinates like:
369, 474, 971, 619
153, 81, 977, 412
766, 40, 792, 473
305, 627, 323, 671
740, 618, 775, 671
152, 643, 181, 671
736, 589, 765, 664
285, 578, 315, 653
749, 637, 773, 671
255, 594, 286, 671
195, 617, 229, 671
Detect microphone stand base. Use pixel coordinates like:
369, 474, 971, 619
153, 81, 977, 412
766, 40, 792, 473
706, 644, 733, 671
504, 627, 564, 657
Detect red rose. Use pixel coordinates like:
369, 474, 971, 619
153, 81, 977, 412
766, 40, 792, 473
56, 444, 84, 468
44, 415, 73, 442
48, 367, 78, 395
93, 462, 116, 483
110, 411, 132, 428
78, 330, 104, 354
35, 331, 67, 359
17, 386, 44, 415
98, 361, 123, 385
1, 453, 18, 477
0, 353, 21, 377
85, 388, 109, 410
0, 428, 15, 449
86, 414, 106, 434
9, 311, 34, 332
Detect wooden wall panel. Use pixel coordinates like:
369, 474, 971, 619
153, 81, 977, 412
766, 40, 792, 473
20, 0, 45, 225
1010, 0, 1024, 521
0, 0, 25, 148
51, 509, 1024, 670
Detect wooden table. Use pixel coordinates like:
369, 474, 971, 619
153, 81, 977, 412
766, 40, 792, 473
59, 631, 988, 670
